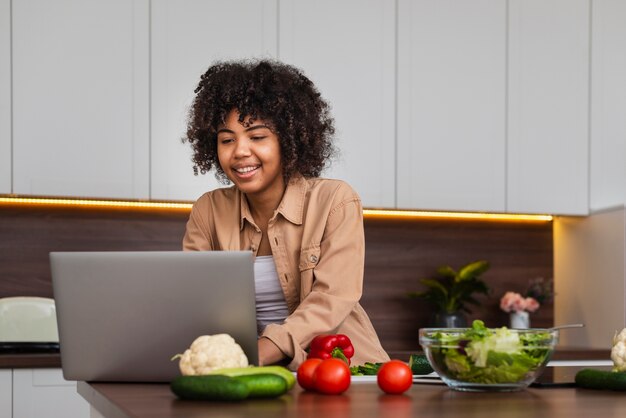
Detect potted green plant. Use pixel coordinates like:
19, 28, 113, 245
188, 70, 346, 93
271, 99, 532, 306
408, 260, 490, 327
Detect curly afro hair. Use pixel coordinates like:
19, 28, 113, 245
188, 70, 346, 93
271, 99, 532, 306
184, 59, 336, 183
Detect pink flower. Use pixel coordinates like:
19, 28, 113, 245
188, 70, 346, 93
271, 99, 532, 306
524, 297, 540, 313
500, 292, 541, 313
500, 291, 522, 313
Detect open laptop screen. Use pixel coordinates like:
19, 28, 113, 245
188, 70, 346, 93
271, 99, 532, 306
51, 251, 258, 382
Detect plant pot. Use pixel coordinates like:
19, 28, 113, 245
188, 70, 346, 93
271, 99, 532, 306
510, 311, 530, 329
431, 311, 468, 328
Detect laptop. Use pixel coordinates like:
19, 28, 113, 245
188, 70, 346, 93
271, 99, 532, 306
50, 251, 258, 382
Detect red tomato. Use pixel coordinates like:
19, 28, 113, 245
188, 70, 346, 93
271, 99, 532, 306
313, 358, 351, 395
377, 360, 413, 394
297, 358, 323, 390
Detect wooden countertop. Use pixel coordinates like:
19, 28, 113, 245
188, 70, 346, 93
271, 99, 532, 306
79, 379, 626, 418
0, 348, 608, 370
0, 353, 61, 368
78, 350, 617, 418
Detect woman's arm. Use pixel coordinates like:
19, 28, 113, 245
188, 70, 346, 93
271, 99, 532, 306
258, 337, 285, 365
182, 194, 215, 251
262, 183, 365, 368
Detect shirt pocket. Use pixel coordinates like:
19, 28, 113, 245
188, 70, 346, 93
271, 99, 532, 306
298, 245, 320, 300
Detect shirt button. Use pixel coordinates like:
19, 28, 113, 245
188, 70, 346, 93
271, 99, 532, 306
310, 255, 318, 263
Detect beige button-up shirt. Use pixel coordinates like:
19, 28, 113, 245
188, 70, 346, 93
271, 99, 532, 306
182, 175, 389, 369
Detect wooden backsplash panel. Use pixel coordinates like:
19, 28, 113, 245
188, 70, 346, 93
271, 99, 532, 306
362, 217, 553, 352
0, 205, 553, 352
0, 204, 188, 297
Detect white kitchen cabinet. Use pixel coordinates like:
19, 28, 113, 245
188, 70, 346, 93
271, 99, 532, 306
507, 0, 589, 215
278, 0, 396, 208
0, 370, 11, 418
13, 368, 88, 418
150, 0, 278, 202
397, 0, 507, 212
11, 0, 150, 199
589, 0, 626, 212
5, 1, 601, 215
0, 0, 10, 195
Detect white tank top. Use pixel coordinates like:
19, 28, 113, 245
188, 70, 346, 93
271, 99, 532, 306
253, 256, 289, 334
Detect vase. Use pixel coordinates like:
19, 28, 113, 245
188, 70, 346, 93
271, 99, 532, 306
510, 311, 530, 329
432, 311, 468, 328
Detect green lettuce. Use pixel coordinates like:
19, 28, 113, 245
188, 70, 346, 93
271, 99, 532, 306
432, 320, 551, 384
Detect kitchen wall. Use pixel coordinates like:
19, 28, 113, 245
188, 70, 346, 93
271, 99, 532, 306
0, 203, 553, 352
555, 207, 626, 349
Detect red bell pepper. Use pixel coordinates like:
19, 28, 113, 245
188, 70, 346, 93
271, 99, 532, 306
307, 334, 355, 365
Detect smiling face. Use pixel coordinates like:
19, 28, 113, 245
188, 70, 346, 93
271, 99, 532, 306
216, 110, 285, 201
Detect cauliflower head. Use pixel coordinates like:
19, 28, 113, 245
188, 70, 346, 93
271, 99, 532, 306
611, 328, 626, 372
176, 334, 249, 376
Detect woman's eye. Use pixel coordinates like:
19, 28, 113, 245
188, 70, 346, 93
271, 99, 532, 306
220, 138, 234, 144
251, 136, 266, 141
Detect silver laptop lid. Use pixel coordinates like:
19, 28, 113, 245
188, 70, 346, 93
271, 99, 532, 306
50, 251, 258, 382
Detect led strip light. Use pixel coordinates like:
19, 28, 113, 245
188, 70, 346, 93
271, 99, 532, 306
0, 196, 553, 222
364, 209, 552, 222
0, 196, 192, 210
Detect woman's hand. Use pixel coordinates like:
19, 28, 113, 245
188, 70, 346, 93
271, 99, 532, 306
258, 337, 286, 366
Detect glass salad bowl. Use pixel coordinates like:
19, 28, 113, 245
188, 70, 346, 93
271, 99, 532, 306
419, 320, 558, 392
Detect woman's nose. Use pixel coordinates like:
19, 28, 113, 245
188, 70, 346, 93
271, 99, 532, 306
233, 138, 251, 157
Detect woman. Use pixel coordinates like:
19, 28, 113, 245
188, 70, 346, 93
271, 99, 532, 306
182, 59, 389, 369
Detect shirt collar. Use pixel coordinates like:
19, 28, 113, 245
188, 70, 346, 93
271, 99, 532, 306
276, 175, 306, 226
239, 190, 254, 231
238, 175, 307, 230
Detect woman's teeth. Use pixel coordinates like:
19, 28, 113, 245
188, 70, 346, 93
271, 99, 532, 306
236, 166, 258, 173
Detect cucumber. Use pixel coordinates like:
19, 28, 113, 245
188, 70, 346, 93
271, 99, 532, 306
208, 366, 296, 389
350, 362, 383, 376
409, 354, 434, 375
233, 373, 288, 398
575, 368, 626, 391
170, 375, 249, 401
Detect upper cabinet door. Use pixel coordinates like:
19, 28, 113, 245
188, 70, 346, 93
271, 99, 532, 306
589, 0, 626, 212
12, 0, 150, 199
507, 0, 590, 215
150, 0, 278, 202
278, 0, 396, 208
396, 0, 507, 212
0, 0, 10, 194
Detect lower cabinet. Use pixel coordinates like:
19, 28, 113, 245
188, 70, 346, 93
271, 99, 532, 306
0, 370, 11, 418
0, 368, 89, 418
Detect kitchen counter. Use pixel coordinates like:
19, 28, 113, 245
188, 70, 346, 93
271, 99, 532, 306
79, 378, 626, 418
0, 353, 61, 368
0, 348, 608, 370
78, 351, 617, 418
387, 348, 611, 362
